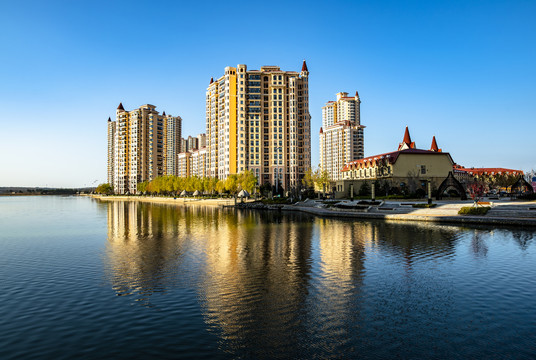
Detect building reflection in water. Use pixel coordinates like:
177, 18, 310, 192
198, 209, 315, 358
104, 201, 470, 357
104, 201, 202, 306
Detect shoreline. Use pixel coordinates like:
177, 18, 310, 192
90, 194, 236, 207
281, 205, 536, 228
91, 195, 536, 228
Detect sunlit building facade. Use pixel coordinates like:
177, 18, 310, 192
107, 117, 116, 186
109, 103, 182, 194
206, 61, 311, 192
177, 151, 191, 178
320, 92, 365, 181
163, 112, 182, 176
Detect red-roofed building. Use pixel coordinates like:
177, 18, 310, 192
453, 165, 523, 177
452, 164, 524, 192
334, 128, 455, 198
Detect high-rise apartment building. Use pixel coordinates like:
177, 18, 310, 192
197, 133, 207, 148
320, 92, 365, 181
187, 135, 199, 151
163, 112, 182, 176
108, 103, 181, 194
206, 61, 311, 191
107, 117, 116, 185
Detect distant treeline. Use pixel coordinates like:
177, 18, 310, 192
0, 188, 85, 195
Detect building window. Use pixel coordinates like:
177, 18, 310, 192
421, 165, 426, 175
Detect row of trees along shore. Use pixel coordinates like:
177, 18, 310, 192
137, 171, 258, 196
95, 168, 329, 197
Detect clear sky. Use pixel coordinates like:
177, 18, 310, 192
0, 0, 534, 187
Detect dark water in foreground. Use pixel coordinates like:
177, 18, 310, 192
0, 196, 535, 359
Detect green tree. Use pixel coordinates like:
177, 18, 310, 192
237, 170, 257, 193
359, 181, 370, 196
302, 168, 315, 189
137, 181, 148, 194
95, 183, 114, 195
225, 174, 239, 194
207, 177, 219, 195
215, 179, 226, 195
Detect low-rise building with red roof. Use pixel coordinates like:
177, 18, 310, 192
334, 127, 455, 198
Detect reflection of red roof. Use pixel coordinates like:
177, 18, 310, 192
454, 166, 523, 176
342, 148, 452, 171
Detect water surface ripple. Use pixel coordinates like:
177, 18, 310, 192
0, 197, 535, 359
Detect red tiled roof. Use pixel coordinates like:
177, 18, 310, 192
117, 102, 125, 111
454, 166, 523, 176
342, 148, 451, 171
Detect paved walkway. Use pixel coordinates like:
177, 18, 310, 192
287, 198, 536, 227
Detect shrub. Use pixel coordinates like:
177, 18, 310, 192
517, 193, 536, 201
458, 206, 490, 215
262, 198, 291, 204
412, 203, 437, 208
414, 188, 426, 198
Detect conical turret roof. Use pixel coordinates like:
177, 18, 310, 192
430, 136, 442, 152
301, 60, 308, 72
117, 102, 125, 111
398, 126, 416, 150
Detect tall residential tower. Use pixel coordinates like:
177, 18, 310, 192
320, 92, 365, 181
108, 103, 181, 194
206, 61, 311, 192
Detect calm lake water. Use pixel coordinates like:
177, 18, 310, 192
0, 196, 535, 359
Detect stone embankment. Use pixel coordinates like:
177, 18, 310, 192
91, 195, 536, 227
237, 198, 536, 227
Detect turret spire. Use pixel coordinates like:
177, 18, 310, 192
403, 126, 412, 144
430, 136, 442, 152
398, 126, 416, 150
301, 59, 308, 72
117, 102, 125, 111
210, 77, 214, 84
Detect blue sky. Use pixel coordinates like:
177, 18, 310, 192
0, 0, 534, 187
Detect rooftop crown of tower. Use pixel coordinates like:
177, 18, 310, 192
301, 59, 308, 72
